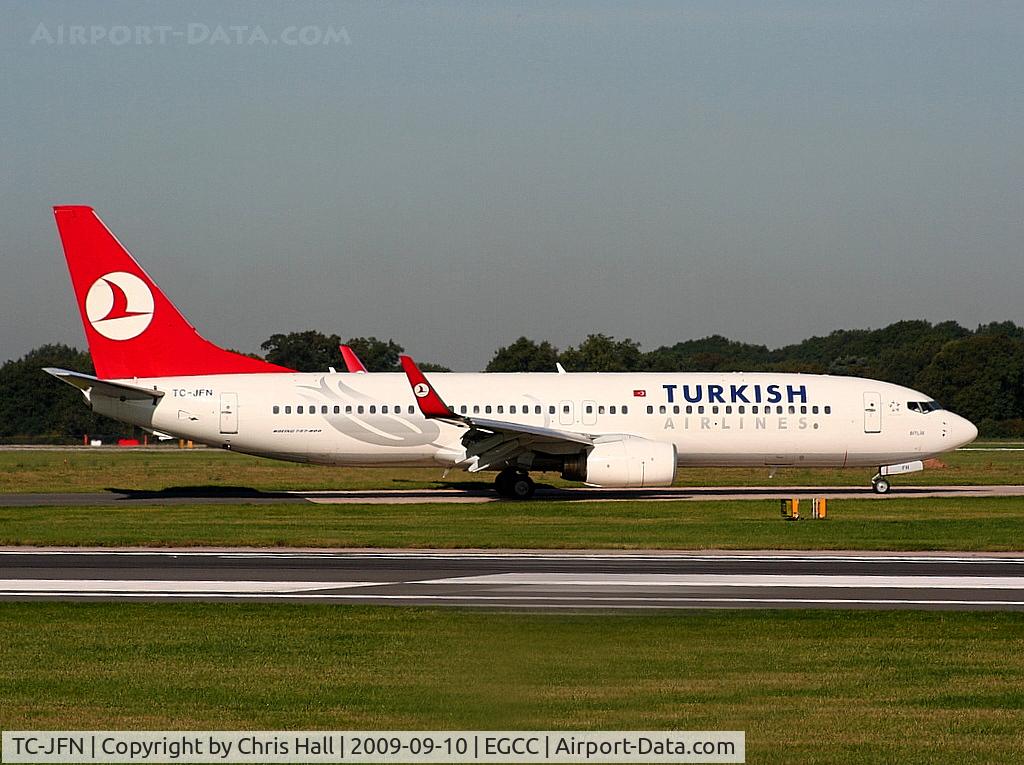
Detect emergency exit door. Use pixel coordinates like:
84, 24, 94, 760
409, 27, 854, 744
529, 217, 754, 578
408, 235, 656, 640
863, 392, 881, 433
220, 392, 238, 434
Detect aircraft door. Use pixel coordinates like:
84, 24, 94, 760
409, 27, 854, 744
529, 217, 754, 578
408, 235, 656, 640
558, 400, 575, 426
220, 392, 238, 434
582, 400, 598, 426
863, 392, 881, 433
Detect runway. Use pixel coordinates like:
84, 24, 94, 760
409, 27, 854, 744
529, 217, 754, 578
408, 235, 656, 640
3, 548, 1024, 611
3, 484, 1024, 506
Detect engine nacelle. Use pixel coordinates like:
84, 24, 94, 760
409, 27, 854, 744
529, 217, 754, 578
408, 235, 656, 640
561, 437, 677, 488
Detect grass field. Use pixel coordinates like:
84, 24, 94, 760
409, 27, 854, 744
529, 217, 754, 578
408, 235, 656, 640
2, 604, 1023, 764
3, 496, 1024, 550
0, 445, 1022, 494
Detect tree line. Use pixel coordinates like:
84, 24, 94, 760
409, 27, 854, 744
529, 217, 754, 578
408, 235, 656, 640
2, 320, 1022, 440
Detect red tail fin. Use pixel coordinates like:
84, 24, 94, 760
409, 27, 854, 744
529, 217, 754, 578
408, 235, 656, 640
53, 206, 291, 379
339, 344, 368, 373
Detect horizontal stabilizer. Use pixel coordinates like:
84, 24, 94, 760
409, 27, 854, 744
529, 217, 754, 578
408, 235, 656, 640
43, 368, 164, 401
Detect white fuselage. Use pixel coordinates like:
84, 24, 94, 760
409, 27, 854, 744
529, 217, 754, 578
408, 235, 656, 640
93, 371, 977, 470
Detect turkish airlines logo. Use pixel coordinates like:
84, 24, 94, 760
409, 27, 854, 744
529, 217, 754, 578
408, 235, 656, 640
413, 383, 430, 398
85, 272, 154, 341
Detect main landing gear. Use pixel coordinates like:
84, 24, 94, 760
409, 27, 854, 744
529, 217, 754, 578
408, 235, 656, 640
871, 474, 891, 495
495, 468, 536, 499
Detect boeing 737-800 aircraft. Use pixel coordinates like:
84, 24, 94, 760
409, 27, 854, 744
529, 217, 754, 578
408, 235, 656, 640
47, 206, 977, 498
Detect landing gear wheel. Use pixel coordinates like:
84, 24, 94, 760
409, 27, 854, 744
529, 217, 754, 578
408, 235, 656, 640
872, 477, 891, 495
495, 469, 535, 499
509, 473, 535, 500
495, 469, 516, 497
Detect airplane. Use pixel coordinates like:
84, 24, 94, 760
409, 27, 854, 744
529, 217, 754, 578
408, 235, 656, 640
46, 206, 978, 499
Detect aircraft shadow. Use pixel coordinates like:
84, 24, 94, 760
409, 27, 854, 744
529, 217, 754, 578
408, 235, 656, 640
106, 485, 297, 500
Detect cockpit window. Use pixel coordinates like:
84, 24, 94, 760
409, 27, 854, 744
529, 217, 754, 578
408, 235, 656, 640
907, 400, 943, 413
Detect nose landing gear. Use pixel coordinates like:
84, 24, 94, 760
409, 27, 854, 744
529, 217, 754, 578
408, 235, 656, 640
495, 468, 536, 499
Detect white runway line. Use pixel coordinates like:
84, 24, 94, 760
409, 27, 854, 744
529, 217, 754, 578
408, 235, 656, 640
0, 579, 383, 594
421, 573, 1024, 589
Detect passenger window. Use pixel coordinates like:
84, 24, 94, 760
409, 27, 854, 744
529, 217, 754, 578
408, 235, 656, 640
646, 405, 654, 414
824, 406, 831, 414
408, 405, 415, 414
585, 405, 593, 414
497, 405, 504, 414
273, 405, 280, 414
333, 405, 340, 414
322, 405, 328, 414
460, 405, 468, 414
297, 405, 304, 414
510, 405, 517, 414
800, 405, 807, 414
622, 405, 628, 414
788, 405, 796, 415
659, 405, 667, 414
738, 406, 745, 414
610, 405, 617, 415
311, 407, 317, 415
535, 405, 542, 414
382, 406, 388, 414
712, 406, 719, 415
357, 405, 364, 414
369, 405, 376, 414
812, 406, 819, 414
474, 405, 480, 414
563, 405, 570, 413
598, 405, 605, 415
725, 406, 732, 414
284, 406, 291, 414
345, 405, 353, 414
672, 405, 680, 415
699, 406, 705, 414
686, 405, 693, 414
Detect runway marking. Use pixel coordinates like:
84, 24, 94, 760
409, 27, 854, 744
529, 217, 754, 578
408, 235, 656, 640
0, 579, 383, 594
6, 573, 1024, 598
422, 573, 1024, 589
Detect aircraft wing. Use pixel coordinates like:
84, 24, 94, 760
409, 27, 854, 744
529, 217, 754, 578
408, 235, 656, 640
43, 368, 164, 401
399, 355, 594, 471
462, 417, 594, 446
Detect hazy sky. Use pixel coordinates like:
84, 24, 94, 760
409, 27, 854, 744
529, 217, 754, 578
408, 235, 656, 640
2, 1, 1022, 370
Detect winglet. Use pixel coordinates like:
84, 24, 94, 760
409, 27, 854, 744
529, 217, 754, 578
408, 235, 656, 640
339, 345, 368, 373
400, 355, 456, 418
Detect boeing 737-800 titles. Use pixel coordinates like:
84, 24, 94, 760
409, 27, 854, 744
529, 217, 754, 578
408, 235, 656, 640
47, 206, 977, 498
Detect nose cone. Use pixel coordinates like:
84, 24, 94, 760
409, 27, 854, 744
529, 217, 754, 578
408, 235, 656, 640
955, 415, 979, 448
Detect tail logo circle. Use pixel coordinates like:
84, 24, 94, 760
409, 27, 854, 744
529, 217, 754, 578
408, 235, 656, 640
85, 272, 155, 340
413, 383, 430, 398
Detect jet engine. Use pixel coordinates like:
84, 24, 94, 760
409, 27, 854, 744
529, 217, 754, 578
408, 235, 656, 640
561, 436, 677, 488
